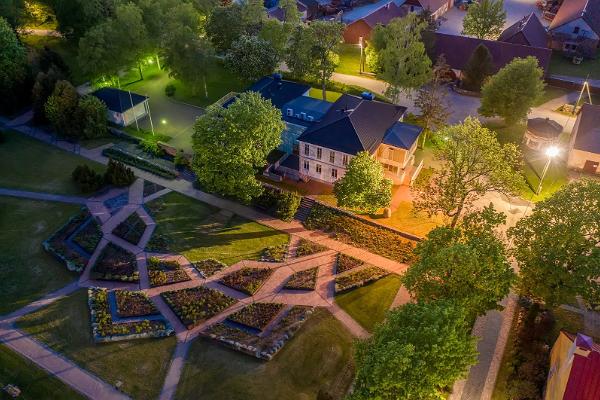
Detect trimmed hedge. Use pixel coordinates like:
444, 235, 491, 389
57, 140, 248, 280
102, 147, 177, 179
253, 186, 301, 222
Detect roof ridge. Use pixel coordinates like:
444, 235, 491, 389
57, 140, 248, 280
346, 101, 369, 151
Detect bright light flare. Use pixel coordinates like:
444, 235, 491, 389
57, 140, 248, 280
545, 146, 560, 158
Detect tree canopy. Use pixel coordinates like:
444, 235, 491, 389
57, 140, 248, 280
462, 0, 507, 39
192, 91, 285, 202
350, 300, 478, 400
414, 55, 452, 139
509, 180, 600, 308
0, 16, 27, 93
461, 44, 494, 92
225, 35, 279, 81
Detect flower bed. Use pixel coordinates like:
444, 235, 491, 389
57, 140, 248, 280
203, 306, 314, 361
261, 244, 288, 262
220, 268, 274, 296
295, 239, 328, 258
143, 180, 166, 197
91, 243, 139, 282
145, 233, 171, 253
43, 209, 92, 273
88, 288, 173, 343
336, 253, 364, 274
112, 212, 146, 246
102, 147, 177, 179
335, 266, 389, 293
283, 267, 318, 291
228, 302, 285, 331
71, 218, 102, 255
304, 203, 416, 263
161, 286, 237, 329
147, 256, 191, 287
115, 290, 159, 318
192, 259, 228, 278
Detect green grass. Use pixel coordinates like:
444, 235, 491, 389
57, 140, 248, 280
309, 87, 343, 102
0, 198, 80, 315
121, 126, 172, 143
0, 344, 84, 400
484, 122, 526, 145
335, 274, 402, 332
176, 309, 355, 400
521, 154, 569, 202
534, 85, 570, 107
335, 44, 372, 77
16, 290, 177, 400
549, 52, 600, 80
0, 131, 105, 195
147, 192, 289, 265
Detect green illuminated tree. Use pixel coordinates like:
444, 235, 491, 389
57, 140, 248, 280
259, 19, 290, 60
192, 91, 284, 202
45, 80, 80, 138
0, 16, 26, 95
414, 55, 452, 142
279, 0, 301, 25
206, 4, 245, 52
462, 0, 506, 39
461, 44, 494, 91
77, 95, 108, 139
225, 35, 279, 81
333, 151, 392, 214
350, 300, 478, 400
0, 0, 23, 28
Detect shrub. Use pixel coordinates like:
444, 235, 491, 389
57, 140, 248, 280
139, 138, 163, 156
72, 164, 104, 193
275, 191, 301, 221
104, 159, 135, 187
174, 150, 188, 168
102, 147, 177, 179
165, 83, 176, 97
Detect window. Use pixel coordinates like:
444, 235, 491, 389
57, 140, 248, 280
342, 154, 349, 166
331, 168, 338, 179
316, 147, 322, 160
304, 144, 310, 156
329, 151, 335, 163
316, 164, 322, 174
303, 160, 309, 170
573, 26, 580, 34
287, 108, 293, 116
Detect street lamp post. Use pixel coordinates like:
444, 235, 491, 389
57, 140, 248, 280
536, 145, 560, 195
359, 37, 364, 74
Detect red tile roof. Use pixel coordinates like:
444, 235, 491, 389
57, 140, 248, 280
563, 332, 600, 400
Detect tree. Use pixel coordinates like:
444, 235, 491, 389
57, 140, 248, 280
0, 16, 27, 94
32, 66, 65, 124
45, 80, 80, 138
414, 55, 451, 144
461, 44, 494, 92
413, 117, 524, 227
479, 56, 545, 125
368, 14, 431, 101
279, 0, 301, 25
51, 0, 116, 38
192, 91, 284, 202
304, 20, 344, 100
0, 0, 23, 29
205, 4, 245, 52
240, 0, 266, 33
225, 35, 279, 81
76, 95, 108, 139
403, 206, 515, 318
462, 0, 506, 39
333, 151, 392, 214
285, 24, 314, 79
350, 300, 478, 400
258, 19, 290, 61
509, 180, 600, 308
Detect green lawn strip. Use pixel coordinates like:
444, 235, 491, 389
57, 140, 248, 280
335, 43, 372, 76
176, 309, 355, 400
16, 290, 177, 400
0, 198, 80, 315
548, 52, 600, 80
534, 85, 570, 107
483, 121, 526, 145
0, 344, 84, 400
520, 154, 568, 202
0, 131, 105, 195
308, 88, 342, 102
146, 192, 289, 265
335, 274, 402, 332
120, 126, 172, 144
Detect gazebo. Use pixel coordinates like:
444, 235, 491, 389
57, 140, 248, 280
525, 117, 563, 151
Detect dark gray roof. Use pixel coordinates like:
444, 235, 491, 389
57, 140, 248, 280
573, 104, 600, 153
549, 0, 600, 35
248, 76, 311, 109
498, 13, 548, 48
298, 94, 408, 155
92, 88, 148, 113
527, 117, 563, 139
383, 121, 423, 149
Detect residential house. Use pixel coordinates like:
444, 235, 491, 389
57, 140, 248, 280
401, 0, 453, 19
498, 12, 549, 48
567, 103, 600, 174
432, 32, 553, 78
548, 0, 600, 57
342, 1, 406, 43
545, 331, 600, 400
91, 87, 149, 127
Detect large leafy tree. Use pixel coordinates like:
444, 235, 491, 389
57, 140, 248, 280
32, 66, 65, 124
333, 151, 393, 214
45, 80, 80, 138
51, 0, 116, 38
205, 4, 245, 52
76, 95, 108, 139
192, 91, 284, 202
225, 35, 279, 81
258, 19, 290, 61
413, 117, 524, 227
414, 55, 451, 143
350, 300, 478, 400
403, 206, 515, 318
0, 16, 27, 94
462, 0, 507, 39
285, 24, 314, 80
461, 44, 494, 92
509, 180, 600, 308
479, 56, 545, 125
0, 0, 23, 28
279, 0, 301, 25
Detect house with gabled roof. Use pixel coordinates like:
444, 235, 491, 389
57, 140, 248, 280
548, 0, 600, 57
567, 103, 600, 174
342, 1, 406, 43
498, 12, 549, 48
91, 87, 149, 127
401, 0, 453, 19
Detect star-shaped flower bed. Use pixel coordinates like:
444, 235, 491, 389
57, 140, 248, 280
219, 267, 274, 296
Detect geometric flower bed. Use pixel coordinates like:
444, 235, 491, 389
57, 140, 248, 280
335, 266, 389, 293
145, 232, 171, 253
261, 244, 288, 262
161, 286, 237, 329
71, 217, 103, 255
147, 256, 191, 287
91, 242, 139, 282
143, 180, 165, 197
88, 287, 173, 343
220, 267, 274, 296
227, 302, 285, 331
192, 259, 228, 278
203, 305, 314, 360
336, 253, 364, 274
112, 212, 147, 246
43, 208, 96, 273
115, 290, 159, 318
283, 267, 318, 291
295, 239, 327, 258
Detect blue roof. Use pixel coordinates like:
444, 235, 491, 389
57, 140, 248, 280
383, 122, 422, 150
282, 96, 333, 121
92, 88, 148, 113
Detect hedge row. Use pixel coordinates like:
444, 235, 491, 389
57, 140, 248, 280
102, 147, 177, 179
253, 186, 301, 222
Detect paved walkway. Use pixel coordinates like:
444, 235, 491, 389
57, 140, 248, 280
0, 188, 87, 204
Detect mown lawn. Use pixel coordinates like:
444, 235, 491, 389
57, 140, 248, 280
308, 87, 342, 102
548, 52, 600, 80
0, 131, 105, 195
0, 198, 80, 315
176, 309, 355, 400
521, 153, 569, 202
335, 43, 372, 77
16, 290, 177, 400
0, 344, 84, 400
336, 274, 402, 332
146, 192, 289, 265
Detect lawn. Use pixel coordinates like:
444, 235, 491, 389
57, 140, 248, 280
521, 153, 569, 202
534, 85, 570, 107
484, 121, 526, 145
309, 87, 343, 102
0, 198, 80, 315
335, 43, 372, 77
147, 192, 289, 265
548, 52, 600, 80
0, 131, 105, 195
176, 309, 355, 400
0, 344, 84, 400
16, 289, 177, 400
335, 274, 402, 332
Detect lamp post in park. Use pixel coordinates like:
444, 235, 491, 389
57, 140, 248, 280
359, 36, 364, 74
536, 145, 560, 195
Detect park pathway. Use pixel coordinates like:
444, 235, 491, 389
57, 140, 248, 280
0, 187, 87, 204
